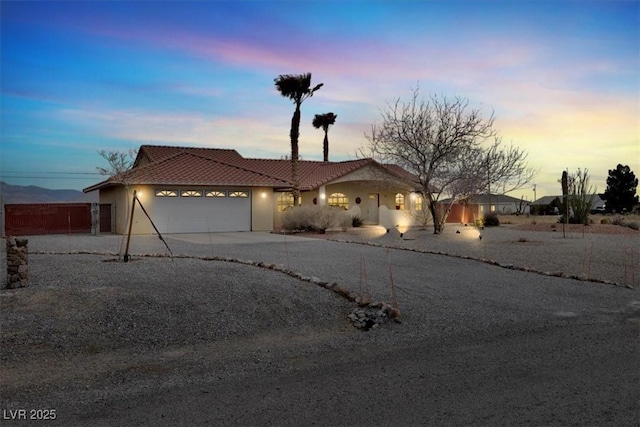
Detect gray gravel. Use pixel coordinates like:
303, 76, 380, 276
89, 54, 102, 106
1, 231, 638, 426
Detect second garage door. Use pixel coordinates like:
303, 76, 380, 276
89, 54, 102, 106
152, 190, 251, 233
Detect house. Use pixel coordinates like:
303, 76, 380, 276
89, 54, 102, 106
83, 145, 427, 234
532, 194, 606, 213
467, 193, 530, 215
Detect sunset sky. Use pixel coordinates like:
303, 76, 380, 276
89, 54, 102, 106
1, 0, 638, 200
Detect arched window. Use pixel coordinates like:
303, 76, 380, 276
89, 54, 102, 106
395, 193, 405, 210
277, 192, 295, 212
328, 192, 348, 209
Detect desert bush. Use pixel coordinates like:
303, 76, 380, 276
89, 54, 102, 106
600, 218, 611, 225
611, 216, 626, 226
281, 206, 347, 233
351, 215, 364, 227
338, 211, 353, 231
628, 222, 639, 230
483, 212, 500, 227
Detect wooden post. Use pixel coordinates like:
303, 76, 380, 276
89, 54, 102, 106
123, 190, 137, 262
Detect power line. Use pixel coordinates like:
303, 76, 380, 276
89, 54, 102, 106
1, 171, 102, 175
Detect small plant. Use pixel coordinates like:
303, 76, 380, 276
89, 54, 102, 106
351, 215, 364, 227
483, 212, 500, 227
531, 219, 537, 225
628, 222, 639, 230
600, 218, 611, 225
611, 216, 626, 226
338, 212, 352, 232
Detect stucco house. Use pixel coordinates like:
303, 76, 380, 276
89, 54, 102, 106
468, 193, 530, 215
532, 194, 606, 213
83, 145, 427, 234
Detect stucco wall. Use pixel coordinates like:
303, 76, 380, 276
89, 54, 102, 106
98, 185, 143, 235
251, 187, 274, 231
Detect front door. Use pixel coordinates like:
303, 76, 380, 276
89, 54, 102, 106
366, 193, 379, 224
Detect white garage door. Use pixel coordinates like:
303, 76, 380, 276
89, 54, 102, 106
153, 190, 251, 233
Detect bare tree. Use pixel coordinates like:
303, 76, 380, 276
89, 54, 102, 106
96, 149, 137, 180
363, 88, 496, 234
464, 138, 537, 209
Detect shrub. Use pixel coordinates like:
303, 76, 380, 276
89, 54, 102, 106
483, 212, 500, 227
611, 216, 626, 226
281, 206, 347, 233
600, 218, 611, 225
338, 211, 353, 232
628, 222, 639, 230
351, 215, 364, 227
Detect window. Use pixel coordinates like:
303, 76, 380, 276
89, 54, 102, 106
395, 193, 405, 210
414, 194, 423, 211
205, 191, 226, 198
328, 192, 348, 209
155, 190, 178, 197
277, 192, 295, 212
229, 191, 249, 198
181, 190, 202, 197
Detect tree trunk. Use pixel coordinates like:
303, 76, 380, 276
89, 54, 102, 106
323, 130, 329, 162
290, 103, 301, 205
427, 194, 442, 234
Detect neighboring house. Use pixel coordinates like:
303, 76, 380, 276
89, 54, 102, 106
532, 194, 606, 212
83, 145, 428, 234
468, 193, 530, 215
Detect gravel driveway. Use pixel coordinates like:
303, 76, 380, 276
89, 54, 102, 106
1, 231, 638, 426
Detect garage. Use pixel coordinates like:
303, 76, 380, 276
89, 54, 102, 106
152, 189, 251, 233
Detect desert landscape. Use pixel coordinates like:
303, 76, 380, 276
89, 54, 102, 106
1, 218, 638, 426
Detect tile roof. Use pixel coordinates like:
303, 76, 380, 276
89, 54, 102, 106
84, 145, 417, 192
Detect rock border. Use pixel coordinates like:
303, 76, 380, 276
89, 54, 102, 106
327, 238, 636, 289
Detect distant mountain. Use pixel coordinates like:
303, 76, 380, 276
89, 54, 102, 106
0, 181, 98, 204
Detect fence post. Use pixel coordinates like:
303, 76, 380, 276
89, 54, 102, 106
6, 237, 28, 288
0, 199, 4, 237
91, 202, 99, 235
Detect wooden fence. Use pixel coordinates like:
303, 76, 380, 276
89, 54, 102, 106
3, 203, 112, 236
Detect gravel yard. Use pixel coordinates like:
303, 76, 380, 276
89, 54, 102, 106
1, 227, 638, 426
322, 222, 639, 288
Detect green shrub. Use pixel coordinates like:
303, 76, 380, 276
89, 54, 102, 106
483, 212, 500, 227
351, 215, 364, 227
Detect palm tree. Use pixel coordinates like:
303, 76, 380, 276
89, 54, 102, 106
312, 112, 337, 162
274, 73, 323, 205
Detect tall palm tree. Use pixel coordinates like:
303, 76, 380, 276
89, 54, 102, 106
274, 73, 323, 205
312, 112, 337, 162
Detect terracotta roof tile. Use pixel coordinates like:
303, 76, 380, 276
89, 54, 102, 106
84, 145, 417, 192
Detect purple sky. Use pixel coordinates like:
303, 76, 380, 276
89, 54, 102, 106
1, 0, 638, 200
